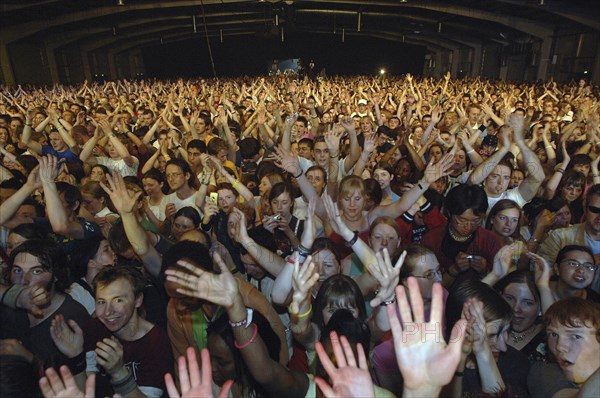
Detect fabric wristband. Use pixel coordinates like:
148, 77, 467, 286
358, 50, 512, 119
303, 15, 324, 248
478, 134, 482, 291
110, 369, 137, 395
64, 352, 86, 375
0, 284, 27, 309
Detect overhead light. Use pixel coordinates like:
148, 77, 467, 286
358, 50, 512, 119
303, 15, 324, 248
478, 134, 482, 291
117, 0, 125, 6
399, 0, 408, 3
380, 69, 386, 75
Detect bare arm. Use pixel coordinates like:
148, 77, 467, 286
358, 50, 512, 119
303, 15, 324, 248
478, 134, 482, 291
100, 173, 162, 278
39, 156, 87, 239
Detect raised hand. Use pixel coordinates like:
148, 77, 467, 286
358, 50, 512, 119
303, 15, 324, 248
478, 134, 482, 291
490, 243, 519, 280
363, 133, 377, 154
387, 278, 466, 397
273, 145, 302, 177
100, 172, 141, 215
300, 197, 317, 248
38, 155, 62, 184
368, 248, 406, 307
290, 256, 320, 314
324, 128, 342, 157
508, 113, 526, 143
314, 332, 375, 398
322, 192, 347, 236
165, 347, 233, 398
527, 251, 552, 288
165, 253, 239, 309
462, 298, 489, 355
423, 152, 454, 184
50, 315, 84, 359
39, 366, 96, 398
24, 164, 42, 190
339, 115, 355, 132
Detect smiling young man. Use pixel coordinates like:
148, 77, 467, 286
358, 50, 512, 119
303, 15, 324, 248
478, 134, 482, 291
82, 266, 173, 398
528, 297, 600, 398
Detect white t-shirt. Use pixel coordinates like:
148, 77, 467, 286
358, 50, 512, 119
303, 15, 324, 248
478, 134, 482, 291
96, 156, 139, 177
487, 187, 527, 213
147, 196, 168, 221
165, 191, 201, 214
298, 157, 351, 181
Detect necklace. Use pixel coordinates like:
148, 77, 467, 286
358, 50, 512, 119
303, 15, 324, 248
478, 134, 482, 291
448, 226, 473, 242
510, 324, 538, 344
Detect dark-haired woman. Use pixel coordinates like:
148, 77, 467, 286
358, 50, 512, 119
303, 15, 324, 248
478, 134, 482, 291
494, 270, 547, 363
444, 279, 530, 397
68, 237, 117, 314
422, 184, 502, 288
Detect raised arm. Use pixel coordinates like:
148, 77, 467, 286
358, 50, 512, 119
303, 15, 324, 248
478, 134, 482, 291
230, 207, 285, 277
39, 156, 87, 239
0, 164, 40, 228
340, 116, 360, 174
165, 255, 309, 398
21, 108, 42, 154
99, 120, 136, 168
543, 142, 570, 199
370, 153, 454, 221
100, 173, 162, 278
511, 114, 545, 201
273, 145, 327, 220
468, 128, 511, 186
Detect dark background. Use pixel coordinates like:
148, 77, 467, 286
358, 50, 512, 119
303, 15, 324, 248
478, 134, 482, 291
142, 32, 426, 78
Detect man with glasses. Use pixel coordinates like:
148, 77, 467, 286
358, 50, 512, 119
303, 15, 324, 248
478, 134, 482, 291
538, 184, 600, 294
534, 245, 600, 312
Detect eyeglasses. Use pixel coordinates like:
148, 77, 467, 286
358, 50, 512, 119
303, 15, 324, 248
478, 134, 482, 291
411, 268, 443, 280
559, 259, 598, 273
587, 205, 600, 214
166, 172, 183, 179
453, 216, 483, 227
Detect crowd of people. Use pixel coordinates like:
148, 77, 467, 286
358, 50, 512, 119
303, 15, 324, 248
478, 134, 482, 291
0, 73, 599, 397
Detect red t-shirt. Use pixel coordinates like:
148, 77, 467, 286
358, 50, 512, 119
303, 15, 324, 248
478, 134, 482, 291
83, 317, 173, 398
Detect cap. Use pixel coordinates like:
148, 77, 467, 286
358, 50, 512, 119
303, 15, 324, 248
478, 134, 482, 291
358, 99, 368, 105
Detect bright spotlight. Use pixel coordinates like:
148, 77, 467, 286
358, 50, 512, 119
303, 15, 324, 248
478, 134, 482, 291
380, 69, 386, 75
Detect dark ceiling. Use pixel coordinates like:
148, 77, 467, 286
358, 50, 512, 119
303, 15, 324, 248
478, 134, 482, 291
1, 0, 599, 55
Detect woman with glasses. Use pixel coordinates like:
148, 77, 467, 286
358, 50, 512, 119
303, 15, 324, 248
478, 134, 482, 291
528, 245, 600, 313
422, 184, 502, 288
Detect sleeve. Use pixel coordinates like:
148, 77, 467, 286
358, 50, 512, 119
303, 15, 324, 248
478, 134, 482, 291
167, 305, 194, 366
238, 279, 289, 365
537, 229, 563, 263
95, 157, 108, 166
41, 145, 53, 156
298, 157, 314, 173
527, 362, 575, 398
421, 203, 448, 230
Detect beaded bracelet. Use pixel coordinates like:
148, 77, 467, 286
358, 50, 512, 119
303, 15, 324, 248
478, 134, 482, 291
380, 296, 397, 307
234, 323, 258, 350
